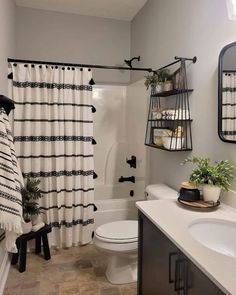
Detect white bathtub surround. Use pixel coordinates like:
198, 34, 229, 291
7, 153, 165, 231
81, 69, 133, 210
10, 63, 95, 247
0, 108, 23, 253
93, 82, 148, 202
92, 81, 148, 230
136, 199, 236, 294
94, 220, 138, 284
202, 184, 221, 202
94, 196, 141, 229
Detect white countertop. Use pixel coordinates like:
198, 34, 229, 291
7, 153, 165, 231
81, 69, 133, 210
136, 199, 236, 295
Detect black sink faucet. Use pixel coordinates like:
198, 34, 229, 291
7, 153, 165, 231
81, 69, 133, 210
118, 176, 135, 183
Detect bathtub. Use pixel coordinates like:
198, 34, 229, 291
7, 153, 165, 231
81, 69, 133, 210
94, 183, 145, 229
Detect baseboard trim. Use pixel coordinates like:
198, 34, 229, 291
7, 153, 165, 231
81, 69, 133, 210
0, 252, 11, 295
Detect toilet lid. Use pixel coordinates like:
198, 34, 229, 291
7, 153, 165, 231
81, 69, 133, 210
95, 220, 138, 243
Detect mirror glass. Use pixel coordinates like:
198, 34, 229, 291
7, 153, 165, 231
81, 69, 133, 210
219, 42, 236, 143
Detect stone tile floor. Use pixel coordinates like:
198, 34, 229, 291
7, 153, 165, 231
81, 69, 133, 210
3, 244, 137, 295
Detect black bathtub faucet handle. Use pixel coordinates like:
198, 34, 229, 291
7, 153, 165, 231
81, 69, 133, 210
126, 155, 136, 168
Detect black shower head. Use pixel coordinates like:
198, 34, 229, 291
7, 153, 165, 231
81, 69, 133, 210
124, 56, 140, 68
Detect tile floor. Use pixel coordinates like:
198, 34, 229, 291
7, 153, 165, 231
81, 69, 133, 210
3, 244, 137, 295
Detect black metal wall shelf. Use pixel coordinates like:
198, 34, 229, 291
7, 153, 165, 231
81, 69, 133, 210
148, 119, 193, 122
151, 89, 193, 98
145, 143, 192, 152
145, 57, 196, 152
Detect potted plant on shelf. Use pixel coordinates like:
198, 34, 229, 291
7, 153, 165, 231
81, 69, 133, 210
21, 178, 43, 233
144, 69, 173, 92
157, 69, 173, 92
182, 156, 235, 202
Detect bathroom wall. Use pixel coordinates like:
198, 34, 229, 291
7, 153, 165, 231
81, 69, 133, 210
0, 0, 16, 289
131, 0, 236, 207
93, 81, 148, 200
0, 0, 15, 95
15, 7, 131, 84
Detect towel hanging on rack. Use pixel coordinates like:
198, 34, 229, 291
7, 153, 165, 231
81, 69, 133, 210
0, 107, 23, 252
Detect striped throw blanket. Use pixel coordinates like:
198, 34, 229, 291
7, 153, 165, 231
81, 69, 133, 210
0, 229, 5, 242
0, 107, 22, 252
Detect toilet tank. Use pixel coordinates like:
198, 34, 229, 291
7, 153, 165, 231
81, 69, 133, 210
145, 184, 178, 200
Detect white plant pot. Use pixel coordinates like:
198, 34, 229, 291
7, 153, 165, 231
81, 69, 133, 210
202, 184, 221, 202
21, 221, 32, 234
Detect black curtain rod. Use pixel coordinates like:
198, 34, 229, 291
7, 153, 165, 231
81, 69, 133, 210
153, 56, 197, 73
8, 58, 153, 72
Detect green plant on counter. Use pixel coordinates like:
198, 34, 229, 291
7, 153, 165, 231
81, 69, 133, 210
182, 156, 235, 191
21, 178, 43, 222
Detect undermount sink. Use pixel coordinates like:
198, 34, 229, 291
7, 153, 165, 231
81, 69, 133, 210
188, 219, 236, 258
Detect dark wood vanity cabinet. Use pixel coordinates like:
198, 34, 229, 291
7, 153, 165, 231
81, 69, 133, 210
138, 211, 224, 295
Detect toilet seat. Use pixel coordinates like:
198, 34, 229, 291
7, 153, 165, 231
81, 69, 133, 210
95, 220, 138, 244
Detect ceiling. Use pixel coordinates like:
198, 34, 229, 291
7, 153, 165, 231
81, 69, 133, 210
15, 0, 148, 21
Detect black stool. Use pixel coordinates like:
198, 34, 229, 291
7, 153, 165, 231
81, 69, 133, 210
11, 224, 52, 273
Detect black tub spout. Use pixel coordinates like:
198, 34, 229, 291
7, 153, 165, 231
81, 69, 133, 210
118, 176, 135, 183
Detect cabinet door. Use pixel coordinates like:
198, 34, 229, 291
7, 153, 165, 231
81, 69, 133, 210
138, 212, 179, 295
186, 258, 224, 295
138, 212, 225, 295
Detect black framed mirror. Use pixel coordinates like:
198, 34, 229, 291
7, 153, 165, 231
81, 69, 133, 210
218, 41, 236, 143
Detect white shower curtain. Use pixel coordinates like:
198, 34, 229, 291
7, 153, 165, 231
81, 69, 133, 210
9, 63, 95, 247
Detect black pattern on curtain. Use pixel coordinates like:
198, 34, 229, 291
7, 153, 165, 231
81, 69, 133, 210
9, 63, 95, 247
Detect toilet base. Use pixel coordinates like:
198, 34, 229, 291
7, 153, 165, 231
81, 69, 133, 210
105, 254, 137, 284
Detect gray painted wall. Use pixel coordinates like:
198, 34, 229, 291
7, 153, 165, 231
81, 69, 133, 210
131, 0, 236, 207
16, 7, 131, 84
0, 0, 15, 269
0, 0, 15, 94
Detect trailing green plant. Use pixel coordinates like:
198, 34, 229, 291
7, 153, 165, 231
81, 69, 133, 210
182, 156, 235, 191
144, 73, 159, 90
21, 178, 43, 222
144, 69, 172, 90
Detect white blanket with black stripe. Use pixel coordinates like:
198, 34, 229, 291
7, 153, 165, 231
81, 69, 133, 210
0, 107, 22, 252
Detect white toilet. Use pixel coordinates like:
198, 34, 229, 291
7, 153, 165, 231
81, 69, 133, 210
94, 184, 178, 284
